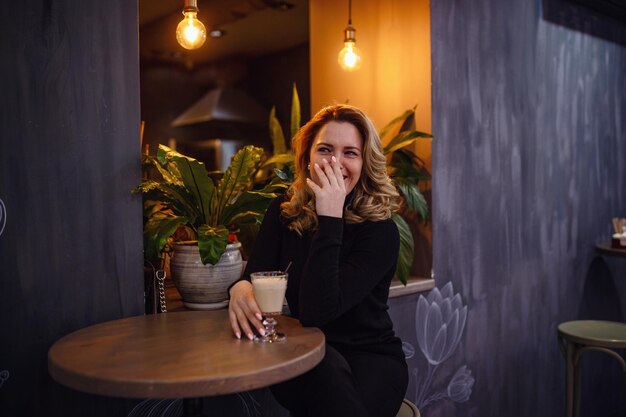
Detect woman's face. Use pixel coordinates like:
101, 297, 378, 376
308, 121, 364, 194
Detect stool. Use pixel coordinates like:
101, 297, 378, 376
557, 320, 626, 417
395, 399, 420, 417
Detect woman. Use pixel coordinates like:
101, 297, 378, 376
228, 104, 408, 417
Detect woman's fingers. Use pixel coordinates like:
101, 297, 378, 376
322, 158, 340, 188
228, 309, 242, 339
330, 156, 345, 190
234, 307, 255, 340
306, 177, 321, 194
313, 162, 330, 186
228, 281, 266, 340
308, 158, 347, 217
232, 299, 265, 340
313, 158, 344, 190
243, 298, 265, 334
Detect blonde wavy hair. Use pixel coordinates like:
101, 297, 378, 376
281, 104, 400, 235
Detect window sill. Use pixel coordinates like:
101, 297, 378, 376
389, 276, 435, 299
164, 275, 435, 311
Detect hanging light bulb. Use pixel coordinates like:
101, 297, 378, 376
176, 0, 207, 50
338, 0, 362, 71
338, 27, 362, 71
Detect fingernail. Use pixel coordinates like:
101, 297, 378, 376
258, 328, 266, 336
235, 332, 241, 339
247, 333, 253, 340
331, 156, 336, 162
315, 163, 320, 168
256, 313, 263, 320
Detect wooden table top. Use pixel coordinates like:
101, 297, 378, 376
48, 310, 325, 398
595, 243, 626, 258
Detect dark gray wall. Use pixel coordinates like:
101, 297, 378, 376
0, 1, 144, 416
429, 0, 626, 416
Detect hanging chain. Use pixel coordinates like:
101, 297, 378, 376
156, 269, 167, 313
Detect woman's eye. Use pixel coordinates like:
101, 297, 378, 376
345, 151, 359, 157
317, 147, 331, 153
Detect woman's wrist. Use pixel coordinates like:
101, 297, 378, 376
229, 279, 251, 297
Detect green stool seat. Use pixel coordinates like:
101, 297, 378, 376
557, 320, 626, 417
395, 399, 420, 417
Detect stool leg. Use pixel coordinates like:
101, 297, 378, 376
565, 340, 575, 417
573, 347, 581, 417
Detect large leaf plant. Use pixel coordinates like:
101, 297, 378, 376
381, 107, 432, 285
135, 144, 286, 266
261, 86, 433, 285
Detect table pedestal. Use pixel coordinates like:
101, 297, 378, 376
183, 398, 206, 417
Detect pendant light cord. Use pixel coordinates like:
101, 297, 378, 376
348, 0, 352, 25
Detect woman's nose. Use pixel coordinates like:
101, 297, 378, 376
332, 153, 344, 169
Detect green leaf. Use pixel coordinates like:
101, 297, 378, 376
143, 213, 189, 263
383, 130, 433, 155
394, 178, 429, 221
217, 146, 264, 220
263, 153, 295, 167
391, 213, 414, 286
399, 109, 417, 132
142, 199, 163, 216
141, 153, 182, 185
290, 83, 301, 140
219, 190, 278, 226
263, 176, 290, 192
157, 145, 215, 225
379, 107, 415, 141
269, 107, 287, 155
227, 211, 265, 225
135, 180, 200, 225
275, 169, 289, 181
389, 150, 431, 183
197, 225, 229, 265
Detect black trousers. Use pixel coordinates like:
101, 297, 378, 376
270, 344, 408, 417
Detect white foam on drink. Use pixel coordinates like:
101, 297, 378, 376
252, 277, 287, 314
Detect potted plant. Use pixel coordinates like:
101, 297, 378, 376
260, 86, 432, 285
135, 144, 286, 309
380, 107, 433, 283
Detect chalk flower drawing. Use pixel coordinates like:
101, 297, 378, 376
402, 341, 415, 359
447, 365, 475, 403
416, 282, 467, 365
127, 393, 260, 417
0, 198, 6, 237
405, 282, 474, 410
0, 370, 9, 388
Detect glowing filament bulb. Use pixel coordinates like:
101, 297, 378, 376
338, 41, 362, 71
338, 21, 362, 72
176, 11, 207, 50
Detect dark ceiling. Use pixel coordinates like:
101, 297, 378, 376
139, 0, 309, 67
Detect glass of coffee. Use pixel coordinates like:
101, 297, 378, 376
251, 271, 288, 343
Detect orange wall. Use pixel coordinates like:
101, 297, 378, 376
310, 0, 433, 276
309, 0, 431, 169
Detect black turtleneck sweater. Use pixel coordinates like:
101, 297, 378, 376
241, 197, 404, 360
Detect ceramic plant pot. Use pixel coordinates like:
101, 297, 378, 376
170, 242, 243, 310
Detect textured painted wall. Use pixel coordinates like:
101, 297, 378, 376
430, 0, 626, 416
0, 1, 144, 415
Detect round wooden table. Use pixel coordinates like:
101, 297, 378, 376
596, 243, 626, 258
48, 310, 325, 415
